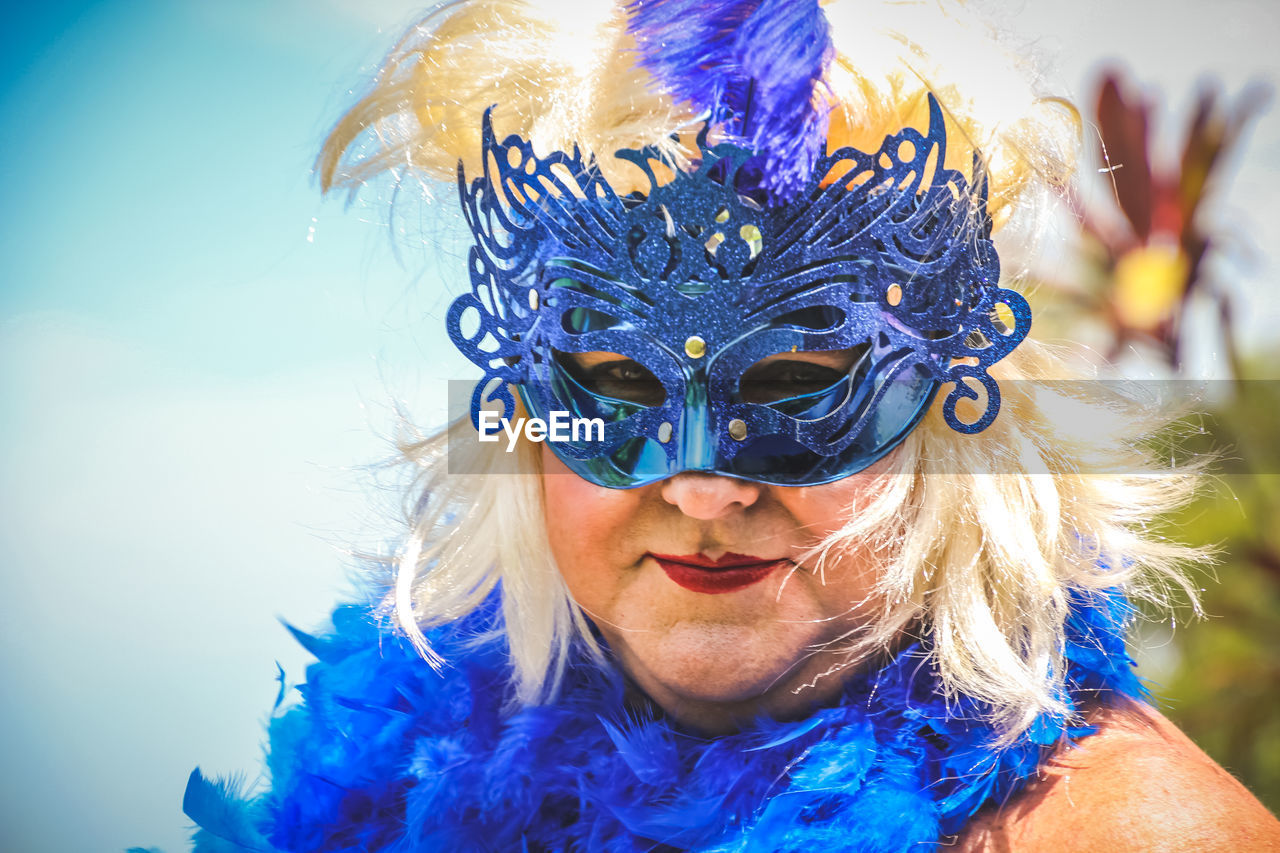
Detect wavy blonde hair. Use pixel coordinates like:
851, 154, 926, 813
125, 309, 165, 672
320, 0, 1204, 737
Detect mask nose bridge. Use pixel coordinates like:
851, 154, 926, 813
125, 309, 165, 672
675, 364, 718, 473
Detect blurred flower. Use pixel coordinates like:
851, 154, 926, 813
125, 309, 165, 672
1111, 240, 1188, 330
1073, 70, 1269, 371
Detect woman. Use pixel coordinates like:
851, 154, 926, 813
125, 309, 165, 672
185, 1, 1280, 849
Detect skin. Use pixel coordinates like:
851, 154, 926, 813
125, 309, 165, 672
542, 350, 1280, 844
543, 350, 886, 734
955, 701, 1280, 851
542, 447, 894, 734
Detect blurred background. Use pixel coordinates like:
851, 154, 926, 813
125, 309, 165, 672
0, 1, 1276, 850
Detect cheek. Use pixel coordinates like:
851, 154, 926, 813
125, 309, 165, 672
781, 466, 890, 542
782, 485, 859, 541
540, 447, 643, 606
774, 460, 897, 599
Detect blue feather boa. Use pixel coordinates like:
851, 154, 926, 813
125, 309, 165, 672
186, 590, 1144, 851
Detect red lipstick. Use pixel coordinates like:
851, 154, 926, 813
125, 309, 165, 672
649, 552, 787, 594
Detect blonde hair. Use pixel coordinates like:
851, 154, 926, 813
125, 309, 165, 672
322, 0, 1203, 737
318, 0, 1075, 228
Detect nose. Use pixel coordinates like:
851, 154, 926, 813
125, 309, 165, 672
659, 472, 762, 520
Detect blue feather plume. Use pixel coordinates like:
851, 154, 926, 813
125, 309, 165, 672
627, 0, 833, 202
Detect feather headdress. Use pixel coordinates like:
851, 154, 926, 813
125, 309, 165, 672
626, 0, 834, 201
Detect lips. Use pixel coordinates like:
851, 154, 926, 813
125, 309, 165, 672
649, 551, 787, 594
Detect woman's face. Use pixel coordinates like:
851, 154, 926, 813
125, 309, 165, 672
541, 391, 894, 732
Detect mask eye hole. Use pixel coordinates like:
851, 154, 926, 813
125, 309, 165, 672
739, 347, 867, 404
771, 305, 846, 332
553, 350, 667, 407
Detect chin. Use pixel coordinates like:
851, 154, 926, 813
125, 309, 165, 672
634, 620, 817, 705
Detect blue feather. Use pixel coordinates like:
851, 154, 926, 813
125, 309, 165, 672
600, 715, 678, 786
182, 769, 274, 852
279, 621, 334, 663
734, 0, 832, 198
271, 662, 286, 712
625, 0, 749, 107
627, 0, 833, 203
744, 708, 830, 751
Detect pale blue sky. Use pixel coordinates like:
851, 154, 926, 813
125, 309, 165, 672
1, 3, 470, 851
1, 2, 1277, 851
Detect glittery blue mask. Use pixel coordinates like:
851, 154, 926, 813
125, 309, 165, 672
447, 94, 1030, 487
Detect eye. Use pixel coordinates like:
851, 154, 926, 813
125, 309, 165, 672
554, 350, 667, 407
739, 347, 865, 404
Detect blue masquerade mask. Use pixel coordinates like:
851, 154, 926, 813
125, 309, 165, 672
447, 94, 1030, 487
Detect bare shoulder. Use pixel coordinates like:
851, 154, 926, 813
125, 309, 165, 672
954, 700, 1280, 852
